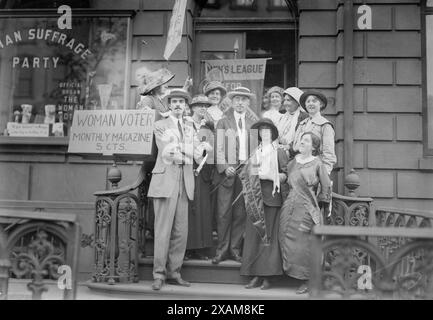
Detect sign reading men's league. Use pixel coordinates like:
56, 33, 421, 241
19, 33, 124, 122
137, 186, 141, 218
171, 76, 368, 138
204, 58, 267, 116
68, 109, 155, 156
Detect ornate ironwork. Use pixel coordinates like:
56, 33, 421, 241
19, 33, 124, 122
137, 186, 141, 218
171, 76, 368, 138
92, 193, 140, 284
327, 193, 374, 227
80, 233, 94, 248
10, 230, 64, 299
310, 226, 433, 300
0, 214, 80, 300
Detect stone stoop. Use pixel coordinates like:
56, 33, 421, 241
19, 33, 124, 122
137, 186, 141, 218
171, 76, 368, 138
84, 280, 308, 300
138, 257, 301, 287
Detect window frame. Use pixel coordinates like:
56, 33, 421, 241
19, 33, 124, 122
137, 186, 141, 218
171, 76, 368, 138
422, 0, 433, 156
0, 9, 135, 146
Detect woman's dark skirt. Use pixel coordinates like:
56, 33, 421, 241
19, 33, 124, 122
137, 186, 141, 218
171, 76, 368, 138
240, 204, 283, 276
186, 167, 214, 250
278, 201, 314, 280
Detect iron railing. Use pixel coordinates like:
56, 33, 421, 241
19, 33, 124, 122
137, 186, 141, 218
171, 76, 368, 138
310, 226, 433, 299
0, 210, 80, 300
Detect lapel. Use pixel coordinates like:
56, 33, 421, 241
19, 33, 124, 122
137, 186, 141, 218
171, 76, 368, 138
226, 109, 238, 132
165, 116, 182, 142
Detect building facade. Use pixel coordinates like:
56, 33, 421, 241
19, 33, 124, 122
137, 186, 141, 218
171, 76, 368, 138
0, 0, 432, 280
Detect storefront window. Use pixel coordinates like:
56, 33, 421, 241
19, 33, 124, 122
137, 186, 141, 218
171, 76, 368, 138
0, 15, 129, 138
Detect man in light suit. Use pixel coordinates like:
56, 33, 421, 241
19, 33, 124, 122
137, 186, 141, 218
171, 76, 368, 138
148, 88, 212, 290
212, 87, 256, 264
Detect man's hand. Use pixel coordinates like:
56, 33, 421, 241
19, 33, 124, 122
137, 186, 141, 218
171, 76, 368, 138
201, 141, 213, 153
279, 173, 287, 183
225, 167, 236, 177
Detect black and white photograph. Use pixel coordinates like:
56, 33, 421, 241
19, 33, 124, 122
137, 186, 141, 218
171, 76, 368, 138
0, 0, 433, 305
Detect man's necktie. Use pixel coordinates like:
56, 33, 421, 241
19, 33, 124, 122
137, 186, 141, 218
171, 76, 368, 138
177, 119, 184, 140
238, 117, 243, 130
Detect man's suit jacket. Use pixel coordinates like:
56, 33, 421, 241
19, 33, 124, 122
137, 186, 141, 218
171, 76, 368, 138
214, 109, 255, 187
148, 116, 203, 201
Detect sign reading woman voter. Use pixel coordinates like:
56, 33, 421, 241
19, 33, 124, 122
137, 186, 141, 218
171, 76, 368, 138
68, 109, 155, 156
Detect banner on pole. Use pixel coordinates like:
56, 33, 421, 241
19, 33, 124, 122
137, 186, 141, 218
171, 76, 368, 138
164, 0, 188, 60
204, 58, 268, 119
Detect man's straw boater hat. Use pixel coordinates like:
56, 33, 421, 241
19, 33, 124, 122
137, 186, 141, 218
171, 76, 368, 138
135, 66, 174, 95
190, 94, 212, 108
164, 88, 191, 104
227, 86, 256, 100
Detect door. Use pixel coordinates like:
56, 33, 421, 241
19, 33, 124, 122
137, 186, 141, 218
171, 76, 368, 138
193, 32, 245, 94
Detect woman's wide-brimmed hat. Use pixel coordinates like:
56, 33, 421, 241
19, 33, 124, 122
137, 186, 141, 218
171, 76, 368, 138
283, 87, 304, 105
190, 94, 212, 108
251, 118, 279, 142
266, 86, 284, 98
203, 81, 227, 96
136, 66, 175, 95
227, 86, 256, 100
299, 90, 328, 111
164, 88, 191, 104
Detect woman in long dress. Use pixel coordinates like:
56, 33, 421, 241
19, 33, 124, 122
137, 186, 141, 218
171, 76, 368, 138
279, 132, 332, 294
240, 118, 288, 290
184, 95, 215, 260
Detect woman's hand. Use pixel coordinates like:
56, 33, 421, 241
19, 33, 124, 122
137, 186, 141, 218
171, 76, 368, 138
225, 167, 236, 177
183, 76, 193, 91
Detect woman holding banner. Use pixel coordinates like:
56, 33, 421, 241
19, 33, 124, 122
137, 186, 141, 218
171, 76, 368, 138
240, 118, 288, 290
135, 66, 174, 118
279, 132, 332, 294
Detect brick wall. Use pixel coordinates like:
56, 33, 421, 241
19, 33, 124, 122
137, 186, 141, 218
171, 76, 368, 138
298, 0, 433, 212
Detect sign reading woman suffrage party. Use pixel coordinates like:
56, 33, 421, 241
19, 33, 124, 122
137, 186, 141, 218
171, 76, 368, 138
68, 109, 155, 156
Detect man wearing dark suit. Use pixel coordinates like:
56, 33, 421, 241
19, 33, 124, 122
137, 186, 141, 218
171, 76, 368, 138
212, 87, 255, 264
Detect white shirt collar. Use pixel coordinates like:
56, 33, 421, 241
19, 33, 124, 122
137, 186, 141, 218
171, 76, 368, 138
169, 114, 182, 125
234, 111, 246, 120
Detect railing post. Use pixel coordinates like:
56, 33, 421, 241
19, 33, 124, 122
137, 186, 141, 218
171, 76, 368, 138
329, 169, 374, 227
0, 225, 10, 300
309, 229, 323, 299
92, 161, 140, 284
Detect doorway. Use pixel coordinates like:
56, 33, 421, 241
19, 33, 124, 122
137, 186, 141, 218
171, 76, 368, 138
193, 28, 297, 107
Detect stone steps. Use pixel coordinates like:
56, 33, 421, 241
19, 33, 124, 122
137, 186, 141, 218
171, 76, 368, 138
138, 257, 301, 287
84, 280, 307, 300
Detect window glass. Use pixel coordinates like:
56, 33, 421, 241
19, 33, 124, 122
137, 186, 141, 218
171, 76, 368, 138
0, 16, 128, 137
